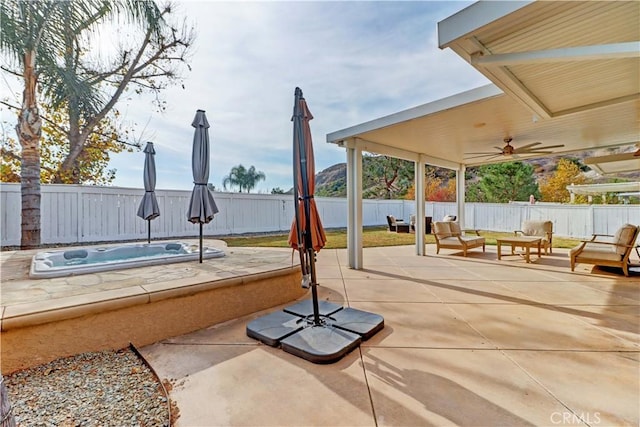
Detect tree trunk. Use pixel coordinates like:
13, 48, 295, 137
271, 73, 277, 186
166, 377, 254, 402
54, 131, 84, 184
0, 376, 16, 427
17, 50, 42, 249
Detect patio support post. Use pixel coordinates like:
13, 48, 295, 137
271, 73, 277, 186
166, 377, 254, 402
346, 139, 363, 269
415, 155, 426, 256
456, 164, 466, 228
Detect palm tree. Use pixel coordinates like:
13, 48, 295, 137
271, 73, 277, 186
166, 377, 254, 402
0, 0, 164, 248
223, 164, 266, 193
223, 164, 248, 193
243, 165, 266, 193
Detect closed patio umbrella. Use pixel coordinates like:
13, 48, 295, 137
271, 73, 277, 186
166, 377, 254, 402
187, 109, 219, 262
137, 142, 160, 243
288, 87, 327, 324
245, 88, 382, 364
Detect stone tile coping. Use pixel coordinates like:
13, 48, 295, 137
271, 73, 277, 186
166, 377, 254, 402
1, 266, 298, 331
1, 240, 299, 331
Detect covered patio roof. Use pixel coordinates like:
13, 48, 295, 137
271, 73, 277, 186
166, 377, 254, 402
326, 83, 638, 169
583, 149, 640, 175
438, 1, 639, 119
325, 0, 640, 269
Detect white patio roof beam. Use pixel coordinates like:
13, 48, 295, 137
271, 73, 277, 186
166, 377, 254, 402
343, 138, 460, 170
471, 42, 640, 67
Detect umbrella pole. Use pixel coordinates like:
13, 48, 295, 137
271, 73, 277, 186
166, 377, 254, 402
293, 89, 320, 325
147, 219, 151, 244
307, 245, 320, 325
297, 144, 320, 325
199, 223, 203, 263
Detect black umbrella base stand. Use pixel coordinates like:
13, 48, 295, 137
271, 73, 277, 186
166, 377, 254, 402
246, 300, 384, 364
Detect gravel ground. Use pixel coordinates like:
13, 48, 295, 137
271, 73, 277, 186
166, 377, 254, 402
4, 348, 171, 426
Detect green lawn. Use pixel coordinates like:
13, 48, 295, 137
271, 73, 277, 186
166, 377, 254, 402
220, 226, 582, 249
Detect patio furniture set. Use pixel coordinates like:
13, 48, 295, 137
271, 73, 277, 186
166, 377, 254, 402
388, 215, 639, 276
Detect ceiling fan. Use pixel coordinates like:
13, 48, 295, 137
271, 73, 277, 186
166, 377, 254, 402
464, 137, 565, 160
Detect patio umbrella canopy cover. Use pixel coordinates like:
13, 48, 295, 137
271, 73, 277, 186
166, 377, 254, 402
136, 142, 160, 243
187, 109, 219, 262
288, 89, 327, 253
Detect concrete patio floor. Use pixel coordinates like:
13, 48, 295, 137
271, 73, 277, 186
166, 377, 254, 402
140, 245, 639, 427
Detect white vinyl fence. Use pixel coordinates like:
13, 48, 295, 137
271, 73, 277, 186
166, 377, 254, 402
1, 183, 638, 247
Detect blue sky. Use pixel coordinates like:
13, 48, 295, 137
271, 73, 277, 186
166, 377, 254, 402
5, 1, 491, 192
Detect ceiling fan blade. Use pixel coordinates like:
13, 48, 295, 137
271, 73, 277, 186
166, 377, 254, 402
514, 142, 541, 151
514, 144, 565, 154
464, 153, 497, 160
484, 155, 503, 161
532, 144, 565, 150
465, 151, 499, 155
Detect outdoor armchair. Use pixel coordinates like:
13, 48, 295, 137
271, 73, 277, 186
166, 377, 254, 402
514, 220, 554, 254
387, 215, 410, 233
432, 221, 485, 256
569, 224, 639, 277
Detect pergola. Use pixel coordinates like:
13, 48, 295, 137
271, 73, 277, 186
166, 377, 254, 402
567, 182, 640, 204
326, 0, 640, 269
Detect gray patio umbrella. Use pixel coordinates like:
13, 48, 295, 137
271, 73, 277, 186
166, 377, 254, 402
137, 142, 160, 244
187, 109, 218, 262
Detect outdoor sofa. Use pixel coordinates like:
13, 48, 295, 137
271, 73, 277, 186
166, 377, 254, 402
432, 221, 485, 256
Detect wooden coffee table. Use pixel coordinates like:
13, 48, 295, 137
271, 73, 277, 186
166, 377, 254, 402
496, 236, 542, 263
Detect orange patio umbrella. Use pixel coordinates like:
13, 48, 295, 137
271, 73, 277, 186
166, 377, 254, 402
245, 88, 383, 363
288, 88, 326, 253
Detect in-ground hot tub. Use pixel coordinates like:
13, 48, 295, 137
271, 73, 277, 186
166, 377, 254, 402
30, 242, 225, 278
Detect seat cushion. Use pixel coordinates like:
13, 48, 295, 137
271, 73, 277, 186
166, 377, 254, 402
613, 224, 637, 255
522, 220, 552, 237
459, 236, 485, 246
571, 246, 621, 262
449, 222, 462, 236
433, 222, 452, 238
439, 236, 461, 245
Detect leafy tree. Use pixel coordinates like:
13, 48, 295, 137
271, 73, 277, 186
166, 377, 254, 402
222, 164, 266, 193
40, 104, 137, 184
49, 3, 193, 183
405, 167, 456, 202
0, 122, 20, 182
466, 161, 539, 203
2, 103, 135, 185
271, 187, 285, 194
539, 158, 589, 203
0, 0, 193, 248
362, 154, 414, 199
